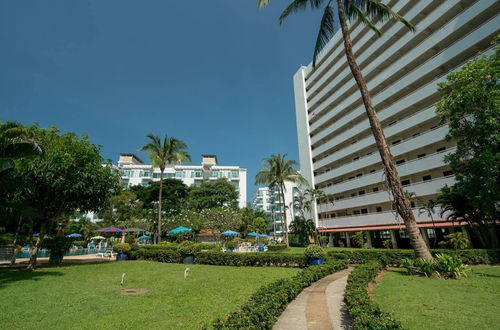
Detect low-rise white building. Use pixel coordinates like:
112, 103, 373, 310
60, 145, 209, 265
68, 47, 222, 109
119, 154, 247, 208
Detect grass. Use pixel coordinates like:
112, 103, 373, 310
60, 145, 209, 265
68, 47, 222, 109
374, 266, 500, 330
0, 261, 298, 329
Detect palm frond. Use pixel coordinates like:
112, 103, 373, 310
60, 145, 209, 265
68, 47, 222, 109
313, 4, 336, 68
346, 0, 414, 33
349, 5, 381, 35
279, 0, 313, 24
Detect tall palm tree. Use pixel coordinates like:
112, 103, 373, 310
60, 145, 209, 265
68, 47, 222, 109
255, 154, 305, 246
258, 0, 432, 259
140, 134, 191, 243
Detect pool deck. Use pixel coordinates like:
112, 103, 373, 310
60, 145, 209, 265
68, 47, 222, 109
0, 253, 114, 267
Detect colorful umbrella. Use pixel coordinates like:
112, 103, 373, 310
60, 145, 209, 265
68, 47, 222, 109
138, 235, 151, 239
221, 230, 240, 236
66, 233, 83, 238
90, 236, 106, 240
96, 226, 122, 232
168, 226, 192, 234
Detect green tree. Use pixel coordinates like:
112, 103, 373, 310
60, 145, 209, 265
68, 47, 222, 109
200, 207, 243, 232
258, 0, 432, 260
188, 178, 239, 210
100, 189, 145, 229
12, 126, 119, 269
131, 179, 189, 217
435, 38, 500, 247
289, 216, 315, 247
140, 134, 191, 243
255, 154, 305, 247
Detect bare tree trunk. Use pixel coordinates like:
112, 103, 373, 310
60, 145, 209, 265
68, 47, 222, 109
336, 0, 432, 260
9, 216, 23, 266
27, 221, 47, 270
157, 170, 164, 244
280, 183, 289, 247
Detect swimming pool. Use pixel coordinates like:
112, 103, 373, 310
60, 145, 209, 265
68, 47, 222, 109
15, 249, 107, 258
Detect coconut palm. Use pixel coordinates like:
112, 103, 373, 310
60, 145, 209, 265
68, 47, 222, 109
258, 0, 432, 259
255, 154, 305, 246
0, 121, 42, 174
140, 134, 190, 243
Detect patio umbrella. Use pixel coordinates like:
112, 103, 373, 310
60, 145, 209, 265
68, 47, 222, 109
32, 233, 40, 237
168, 226, 192, 234
124, 228, 145, 232
66, 233, 83, 238
221, 230, 240, 236
90, 236, 106, 240
138, 235, 151, 239
247, 232, 260, 237
96, 226, 122, 232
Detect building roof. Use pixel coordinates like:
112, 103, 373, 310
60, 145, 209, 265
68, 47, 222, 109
119, 153, 144, 164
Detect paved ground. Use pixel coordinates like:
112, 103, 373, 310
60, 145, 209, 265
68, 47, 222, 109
274, 267, 352, 330
0, 253, 114, 267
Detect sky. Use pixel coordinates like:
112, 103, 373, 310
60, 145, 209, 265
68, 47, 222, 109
0, 0, 323, 201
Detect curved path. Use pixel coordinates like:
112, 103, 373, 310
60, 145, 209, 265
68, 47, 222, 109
274, 267, 352, 330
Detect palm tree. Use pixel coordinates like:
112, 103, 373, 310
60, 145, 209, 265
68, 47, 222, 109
255, 154, 305, 246
258, 0, 432, 259
140, 134, 191, 243
289, 216, 315, 247
0, 121, 42, 174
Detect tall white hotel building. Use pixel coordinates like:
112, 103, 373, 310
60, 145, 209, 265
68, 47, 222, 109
293, 0, 499, 248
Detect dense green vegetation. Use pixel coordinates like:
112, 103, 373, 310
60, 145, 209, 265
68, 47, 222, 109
0, 261, 298, 329
374, 266, 500, 330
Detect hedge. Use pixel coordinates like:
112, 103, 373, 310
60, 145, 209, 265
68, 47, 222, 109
130, 247, 308, 268
345, 261, 404, 330
211, 259, 347, 329
267, 244, 288, 252
327, 248, 500, 265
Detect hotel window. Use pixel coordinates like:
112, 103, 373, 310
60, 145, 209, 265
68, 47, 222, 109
392, 139, 401, 145
231, 171, 239, 178
351, 193, 357, 197
353, 210, 361, 215
153, 173, 160, 178
417, 153, 426, 159
373, 187, 379, 192
436, 146, 446, 152
352, 156, 359, 161
380, 231, 390, 239
401, 179, 411, 186
412, 132, 421, 137
443, 170, 453, 176
376, 207, 382, 213
195, 171, 202, 178
166, 173, 175, 178
427, 228, 436, 238
358, 190, 365, 196
396, 159, 406, 165
361, 208, 368, 214
356, 173, 363, 177
211, 171, 220, 178
422, 175, 432, 181
175, 171, 182, 178
370, 169, 376, 173
143, 171, 151, 178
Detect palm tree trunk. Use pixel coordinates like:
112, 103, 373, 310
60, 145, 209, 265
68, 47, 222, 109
336, 0, 432, 260
158, 170, 164, 244
10, 216, 23, 266
280, 183, 289, 247
27, 221, 46, 270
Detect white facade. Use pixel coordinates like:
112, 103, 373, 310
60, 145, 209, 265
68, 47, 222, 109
294, 0, 499, 236
119, 154, 248, 208
253, 182, 301, 235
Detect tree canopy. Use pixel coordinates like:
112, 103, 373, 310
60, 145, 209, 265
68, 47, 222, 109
188, 178, 239, 210
435, 37, 500, 247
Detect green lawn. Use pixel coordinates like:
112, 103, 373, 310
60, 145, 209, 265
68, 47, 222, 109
0, 261, 298, 329
374, 266, 500, 330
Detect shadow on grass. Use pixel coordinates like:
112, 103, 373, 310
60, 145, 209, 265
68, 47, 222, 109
473, 272, 500, 279
0, 268, 64, 289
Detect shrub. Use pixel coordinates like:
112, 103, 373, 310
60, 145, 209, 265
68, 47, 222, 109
212, 259, 347, 329
345, 261, 403, 330
224, 241, 236, 250
326, 248, 500, 265
129, 246, 183, 263
434, 254, 471, 279
195, 251, 308, 268
178, 241, 198, 256
73, 240, 85, 247
113, 243, 131, 253
351, 232, 365, 248
304, 244, 325, 260
158, 241, 179, 250
414, 258, 435, 277
267, 243, 288, 252
439, 232, 471, 249
124, 235, 135, 244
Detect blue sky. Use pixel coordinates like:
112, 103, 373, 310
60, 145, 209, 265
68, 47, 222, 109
0, 0, 323, 201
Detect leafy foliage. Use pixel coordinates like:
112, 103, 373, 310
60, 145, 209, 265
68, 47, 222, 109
113, 243, 131, 253
304, 244, 325, 260
438, 232, 471, 250
289, 216, 315, 247
187, 178, 239, 210
345, 261, 404, 329
212, 259, 347, 329
435, 38, 500, 247
41, 236, 73, 255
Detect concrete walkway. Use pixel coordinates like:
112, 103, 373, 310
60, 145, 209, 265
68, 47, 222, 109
274, 267, 352, 330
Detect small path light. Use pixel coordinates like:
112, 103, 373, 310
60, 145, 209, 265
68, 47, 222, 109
120, 273, 126, 287
184, 268, 190, 279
